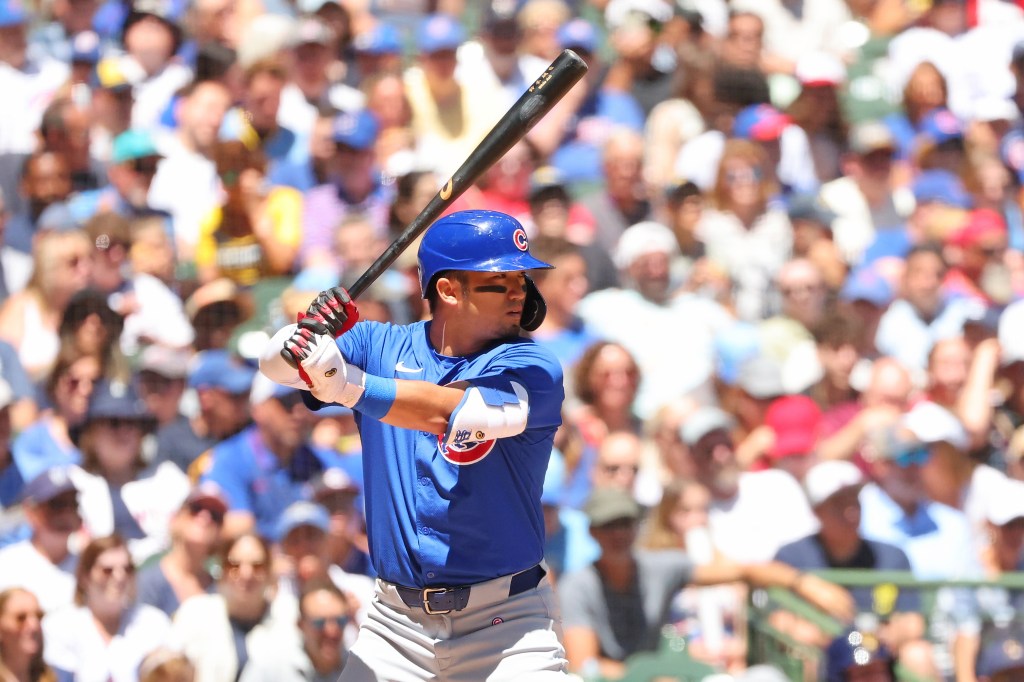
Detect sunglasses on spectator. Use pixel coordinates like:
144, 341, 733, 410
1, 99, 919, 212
225, 558, 268, 577
726, 167, 762, 185
893, 447, 930, 468
307, 615, 349, 631
602, 463, 639, 475
188, 501, 225, 525
95, 562, 135, 578
132, 158, 160, 175
276, 391, 306, 410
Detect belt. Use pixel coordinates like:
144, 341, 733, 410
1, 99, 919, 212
394, 565, 546, 615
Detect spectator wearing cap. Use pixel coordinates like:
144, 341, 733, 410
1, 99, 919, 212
0, 467, 81, 613
914, 106, 968, 177
530, 18, 645, 186
787, 51, 847, 182
4, 149, 74, 254
147, 80, 232, 262
136, 345, 189, 433
756, 395, 821, 482
158, 348, 254, 476
26, 0, 101, 65
301, 109, 391, 273
876, 243, 973, 372
859, 403, 980, 583
403, 14, 505, 178
558, 486, 853, 678
185, 277, 252, 352
824, 627, 896, 682
526, 236, 601, 371
278, 17, 344, 139
199, 373, 342, 540
136, 483, 226, 617
460, 3, 549, 110
786, 194, 846, 290
696, 139, 792, 322
775, 461, 934, 677
69, 379, 190, 565
240, 578, 354, 682
817, 119, 905, 265
951, 478, 1024, 682
119, 0, 191, 129
0, 0, 69, 156
724, 354, 789, 468
351, 21, 402, 84
836, 263, 894, 357
944, 208, 1013, 307
67, 129, 168, 226
312, 467, 373, 581
681, 407, 817, 563
274, 501, 338, 602
974, 624, 1024, 682
577, 221, 733, 418
195, 140, 301, 287
89, 57, 135, 162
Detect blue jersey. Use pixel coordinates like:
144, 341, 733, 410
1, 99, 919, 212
334, 320, 564, 588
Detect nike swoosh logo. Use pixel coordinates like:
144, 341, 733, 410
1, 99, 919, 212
395, 361, 423, 373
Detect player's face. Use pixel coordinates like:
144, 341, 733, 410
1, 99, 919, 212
458, 271, 527, 339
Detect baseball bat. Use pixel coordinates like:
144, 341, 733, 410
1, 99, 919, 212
282, 49, 588, 367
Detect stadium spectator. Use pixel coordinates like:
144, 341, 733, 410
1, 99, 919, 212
0, 587, 56, 682
43, 534, 172, 682
0, 467, 81, 612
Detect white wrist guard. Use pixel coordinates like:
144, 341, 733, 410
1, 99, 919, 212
298, 333, 366, 407
443, 382, 529, 449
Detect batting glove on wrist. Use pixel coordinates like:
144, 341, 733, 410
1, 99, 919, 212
304, 287, 359, 338
283, 323, 365, 406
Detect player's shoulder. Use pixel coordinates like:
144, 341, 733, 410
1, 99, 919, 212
487, 336, 563, 375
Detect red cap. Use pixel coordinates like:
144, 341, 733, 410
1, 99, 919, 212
765, 395, 821, 459
948, 208, 1007, 249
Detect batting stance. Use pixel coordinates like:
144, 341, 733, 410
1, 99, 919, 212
260, 210, 569, 680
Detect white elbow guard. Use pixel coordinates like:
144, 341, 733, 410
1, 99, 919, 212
443, 382, 529, 449
259, 324, 311, 389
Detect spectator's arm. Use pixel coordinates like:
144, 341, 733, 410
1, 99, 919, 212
954, 631, 980, 682
563, 626, 624, 680
884, 611, 926, 651
258, 188, 302, 275
817, 406, 900, 461
0, 295, 26, 358
957, 338, 999, 449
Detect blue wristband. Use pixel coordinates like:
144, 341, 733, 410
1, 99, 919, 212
353, 373, 397, 419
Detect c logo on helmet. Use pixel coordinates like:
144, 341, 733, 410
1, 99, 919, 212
512, 228, 529, 252
437, 434, 496, 465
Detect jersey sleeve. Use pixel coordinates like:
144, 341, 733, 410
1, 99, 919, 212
467, 341, 564, 430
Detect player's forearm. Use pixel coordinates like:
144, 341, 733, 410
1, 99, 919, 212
380, 380, 466, 433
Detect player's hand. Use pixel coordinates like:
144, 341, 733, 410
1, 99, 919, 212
283, 324, 364, 406
305, 287, 359, 338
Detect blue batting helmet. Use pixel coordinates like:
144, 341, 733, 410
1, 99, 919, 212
417, 210, 552, 297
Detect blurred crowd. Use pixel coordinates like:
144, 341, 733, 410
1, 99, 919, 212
6, 0, 1024, 681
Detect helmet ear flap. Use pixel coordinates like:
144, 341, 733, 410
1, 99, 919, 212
520, 274, 546, 332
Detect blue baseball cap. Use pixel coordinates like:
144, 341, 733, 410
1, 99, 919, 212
22, 467, 77, 505
111, 129, 161, 164
332, 109, 378, 151
70, 30, 101, 63
839, 265, 893, 307
733, 104, 790, 142
82, 379, 155, 426
188, 350, 256, 395
714, 322, 761, 386
977, 626, 1024, 677
0, 0, 28, 27
416, 14, 464, 53
826, 629, 893, 682
276, 500, 330, 540
918, 107, 964, 147
911, 169, 971, 209
557, 18, 597, 54
353, 22, 402, 56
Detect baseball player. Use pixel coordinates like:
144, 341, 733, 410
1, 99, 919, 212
260, 210, 569, 680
